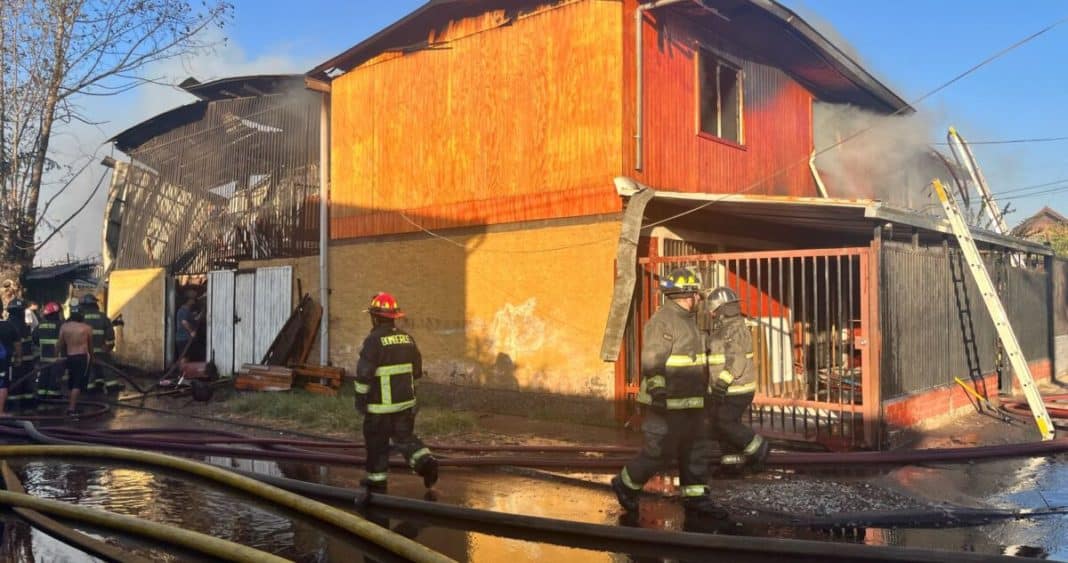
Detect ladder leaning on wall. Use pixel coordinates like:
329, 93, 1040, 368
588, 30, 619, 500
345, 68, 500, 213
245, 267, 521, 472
932, 178, 1055, 440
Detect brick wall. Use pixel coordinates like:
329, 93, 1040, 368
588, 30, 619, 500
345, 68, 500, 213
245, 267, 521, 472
327, 218, 620, 399
883, 359, 1051, 430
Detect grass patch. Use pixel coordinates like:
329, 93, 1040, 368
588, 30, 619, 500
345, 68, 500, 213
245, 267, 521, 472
222, 390, 476, 438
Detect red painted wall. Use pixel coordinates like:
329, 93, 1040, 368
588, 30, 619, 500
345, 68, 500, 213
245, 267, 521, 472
622, 1, 817, 197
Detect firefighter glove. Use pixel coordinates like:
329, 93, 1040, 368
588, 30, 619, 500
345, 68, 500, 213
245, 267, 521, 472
710, 371, 732, 401
649, 389, 668, 412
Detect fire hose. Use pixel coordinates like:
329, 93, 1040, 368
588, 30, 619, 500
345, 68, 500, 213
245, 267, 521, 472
0, 439, 454, 563
5, 422, 1030, 563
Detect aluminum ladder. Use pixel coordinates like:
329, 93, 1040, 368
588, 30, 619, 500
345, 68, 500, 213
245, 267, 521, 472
932, 179, 1055, 440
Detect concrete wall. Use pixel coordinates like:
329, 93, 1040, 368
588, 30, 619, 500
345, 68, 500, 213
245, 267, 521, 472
328, 217, 620, 400
108, 268, 166, 369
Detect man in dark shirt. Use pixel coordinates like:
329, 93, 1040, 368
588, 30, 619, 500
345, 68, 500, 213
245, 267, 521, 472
175, 296, 197, 362
0, 317, 22, 416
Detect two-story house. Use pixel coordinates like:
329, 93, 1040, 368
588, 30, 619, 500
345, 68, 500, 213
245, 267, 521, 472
104, 0, 1055, 448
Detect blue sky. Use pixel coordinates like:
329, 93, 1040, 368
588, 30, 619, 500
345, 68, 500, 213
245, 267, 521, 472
40, 0, 1068, 260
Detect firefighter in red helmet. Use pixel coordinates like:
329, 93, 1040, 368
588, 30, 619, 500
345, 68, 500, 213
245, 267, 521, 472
354, 292, 439, 494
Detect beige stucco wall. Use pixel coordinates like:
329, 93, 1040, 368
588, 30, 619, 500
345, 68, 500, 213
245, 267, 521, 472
108, 268, 166, 369
328, 218, 620, 399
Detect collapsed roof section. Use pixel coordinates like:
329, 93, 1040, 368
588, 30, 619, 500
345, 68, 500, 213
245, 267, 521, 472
106, 75, 321, 275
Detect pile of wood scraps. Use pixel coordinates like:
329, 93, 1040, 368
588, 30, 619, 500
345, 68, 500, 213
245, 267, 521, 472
234, 364, 293, 392
291, 364, 346, 396
261, 293, 322, 367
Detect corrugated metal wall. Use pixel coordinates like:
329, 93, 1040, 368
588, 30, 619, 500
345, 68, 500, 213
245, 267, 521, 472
233, 272, 257, 370
1053, 258, 1068, 376
624, 5, 816, 197
253, 266, 293, 362
207, 270, 235, 375
880, 241, 1050, 398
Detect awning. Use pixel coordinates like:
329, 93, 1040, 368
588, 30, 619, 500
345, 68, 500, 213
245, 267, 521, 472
619, 182, 1051, 256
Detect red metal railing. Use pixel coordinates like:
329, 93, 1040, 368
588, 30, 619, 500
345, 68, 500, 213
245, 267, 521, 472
623, 247, 878, 449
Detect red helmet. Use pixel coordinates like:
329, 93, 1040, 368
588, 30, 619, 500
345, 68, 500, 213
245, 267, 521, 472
42, 302, 61, 316
365, 292, 405, 319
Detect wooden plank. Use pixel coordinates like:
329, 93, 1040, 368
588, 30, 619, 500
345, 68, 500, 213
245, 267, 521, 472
295, 301, 323, 365
303, 383, 337, 396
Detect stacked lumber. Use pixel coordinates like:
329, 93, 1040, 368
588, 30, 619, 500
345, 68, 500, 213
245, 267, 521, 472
291, 364, 345, 396
234, 364, 293, 392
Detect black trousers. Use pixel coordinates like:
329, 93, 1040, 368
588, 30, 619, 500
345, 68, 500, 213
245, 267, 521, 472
36, 362, 63, 398
622, 408, 712, 493
708, 392, 757, 465
363, 409, 433, 482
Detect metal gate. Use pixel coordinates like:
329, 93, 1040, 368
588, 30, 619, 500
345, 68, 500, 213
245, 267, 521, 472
630, 247, 878, 448
207, 266, 293, 375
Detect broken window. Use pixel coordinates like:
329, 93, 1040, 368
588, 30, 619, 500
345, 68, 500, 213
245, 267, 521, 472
699, 51, 743, 144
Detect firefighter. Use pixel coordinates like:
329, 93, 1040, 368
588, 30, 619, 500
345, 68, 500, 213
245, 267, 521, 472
611, 268, 725, 518
704, 286, 770, 473
81, 294, 122, 394
33, 302, 64, 402
4, 299, 36, 409
354, 292, 439, 493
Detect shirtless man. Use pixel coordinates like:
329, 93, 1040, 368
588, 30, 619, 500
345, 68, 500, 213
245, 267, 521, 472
57, 311, 92, 417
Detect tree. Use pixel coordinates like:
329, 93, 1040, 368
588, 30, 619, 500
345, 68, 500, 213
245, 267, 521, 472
1044, 224, 1068, 258
0, 0, 232, 283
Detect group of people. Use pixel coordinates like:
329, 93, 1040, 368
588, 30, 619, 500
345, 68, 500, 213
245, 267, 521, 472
353, 272, 765, 520
0, 294, 118, 417
611, 267, 769, 519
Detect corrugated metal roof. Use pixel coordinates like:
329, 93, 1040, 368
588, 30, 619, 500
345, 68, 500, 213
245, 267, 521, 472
640, 189, 1052, 255
307, 0, 909, 113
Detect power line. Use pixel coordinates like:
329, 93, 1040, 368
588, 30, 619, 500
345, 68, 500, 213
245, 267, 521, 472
991, 177, 1068, 197
934, 135, 1068, 146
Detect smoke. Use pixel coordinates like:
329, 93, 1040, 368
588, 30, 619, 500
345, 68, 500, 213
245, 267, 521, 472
813, 103, 951, 211
35, 30, 317, 265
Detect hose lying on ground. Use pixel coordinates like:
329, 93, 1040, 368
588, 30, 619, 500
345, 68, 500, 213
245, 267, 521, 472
0, 442, 454, 563
0, 465, 288, 562
11, 420, 1068, 470
0, 461, 151, 563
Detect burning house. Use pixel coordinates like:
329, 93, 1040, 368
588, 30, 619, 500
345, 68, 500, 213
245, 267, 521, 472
103, 0, 1058, 449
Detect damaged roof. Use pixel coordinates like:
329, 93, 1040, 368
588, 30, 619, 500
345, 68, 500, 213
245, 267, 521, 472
308, 0, 909, 113
110, 74, 309, 152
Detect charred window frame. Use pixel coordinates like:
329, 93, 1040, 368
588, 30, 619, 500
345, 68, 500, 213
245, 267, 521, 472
698, 50, 744, 145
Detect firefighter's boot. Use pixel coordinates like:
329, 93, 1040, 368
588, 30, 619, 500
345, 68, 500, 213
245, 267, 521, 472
360, 477, 388, 495
611, 475, 640, 513
418, 457, 439, 489
746, 436, 771, 472
683, 496, 729, 520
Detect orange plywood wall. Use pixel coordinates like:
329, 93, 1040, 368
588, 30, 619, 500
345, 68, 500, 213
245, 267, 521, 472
622, 3, 817, 197
331, 0, 624, 239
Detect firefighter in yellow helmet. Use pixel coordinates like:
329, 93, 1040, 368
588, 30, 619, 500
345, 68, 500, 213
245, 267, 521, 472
611, 267, 725, 519
704, 286, 769, 473
354, 292, 439, 494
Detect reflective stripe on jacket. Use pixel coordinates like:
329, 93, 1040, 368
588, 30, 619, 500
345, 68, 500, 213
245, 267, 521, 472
83, 311, 114, 354
636, 300, 707, 410
35, 321, 60, 363
355, 323, 421, 414
707, 315, 756, 395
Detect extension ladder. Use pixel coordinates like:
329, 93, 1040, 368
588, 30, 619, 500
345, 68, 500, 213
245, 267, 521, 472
932, 179, 1055, 440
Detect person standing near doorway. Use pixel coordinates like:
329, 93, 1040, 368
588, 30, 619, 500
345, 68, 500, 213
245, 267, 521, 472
175, 294, 197, 363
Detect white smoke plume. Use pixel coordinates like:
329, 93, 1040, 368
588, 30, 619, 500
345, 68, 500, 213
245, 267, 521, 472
813, 103, 953, 212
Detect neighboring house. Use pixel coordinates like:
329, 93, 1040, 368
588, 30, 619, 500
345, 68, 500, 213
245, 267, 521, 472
104, 0, 1055, 448
23, 260, 101, 316
1013, 206, 1068, 244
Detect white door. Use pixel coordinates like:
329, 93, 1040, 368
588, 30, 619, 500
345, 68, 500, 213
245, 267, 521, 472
233, 272, 257, 370
253, 266, 293, 362
207, 270, 235, 376
207, 266, 293, 374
